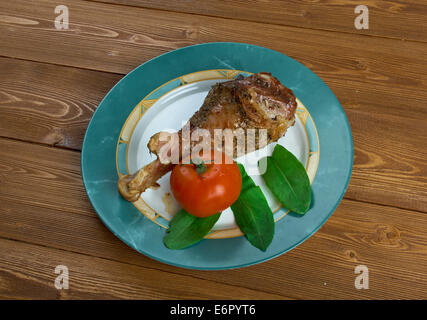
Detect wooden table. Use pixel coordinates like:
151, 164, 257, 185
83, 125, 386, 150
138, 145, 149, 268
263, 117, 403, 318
0, 0, 426, 300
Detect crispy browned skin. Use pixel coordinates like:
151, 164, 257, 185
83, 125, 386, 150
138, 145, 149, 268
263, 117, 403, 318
118, 72, 297, 201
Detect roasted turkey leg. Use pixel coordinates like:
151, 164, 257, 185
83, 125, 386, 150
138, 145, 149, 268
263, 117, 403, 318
118, 72, 297, 201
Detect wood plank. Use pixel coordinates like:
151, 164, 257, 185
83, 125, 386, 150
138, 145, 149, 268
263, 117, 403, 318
0, 238, 285, 299
1, 138, 427, 299
88, 0, 427, 42
1, 1, 426, 117
0, 138, 94, 217
0, 0, 426, 78
0, 58, 122, 150
2, 196, 427, 299
0, 0, 425, 301
0, 58, 426, 212
346, 109, 427, 212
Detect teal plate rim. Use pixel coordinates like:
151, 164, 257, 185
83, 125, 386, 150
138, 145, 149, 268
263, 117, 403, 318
81, 42, 353, 270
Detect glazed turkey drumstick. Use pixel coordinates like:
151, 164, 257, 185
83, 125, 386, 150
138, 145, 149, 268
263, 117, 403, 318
118, 72, 297, 202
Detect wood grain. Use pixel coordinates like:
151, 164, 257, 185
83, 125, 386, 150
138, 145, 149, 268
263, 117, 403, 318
0, 138, 94, 217
0, 0, 427, 300
0, 58, 122, 150
0, 0, 427, 211
88, 0, 427, 42
2, 196, 427, 299
1, 0, 426, 115
347, 109, 427, 212
0, 238, 285, 299
0, 56, 426, 212
0, 0, 426, 76
1, 138, 427, 299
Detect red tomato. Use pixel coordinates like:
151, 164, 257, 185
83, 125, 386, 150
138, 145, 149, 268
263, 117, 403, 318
170, 152, 242, 217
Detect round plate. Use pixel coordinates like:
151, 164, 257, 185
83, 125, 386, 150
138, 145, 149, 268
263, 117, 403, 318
81, 42, 353, 270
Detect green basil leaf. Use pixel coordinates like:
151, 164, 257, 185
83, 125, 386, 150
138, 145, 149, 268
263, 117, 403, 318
163, 209, 221, 250
260, 144, 311, 214
231, 186, 274, 251
231, 165, 274, 251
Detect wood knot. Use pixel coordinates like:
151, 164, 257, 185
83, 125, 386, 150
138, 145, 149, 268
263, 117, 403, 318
184, 26, 199, 40
43, 128, 64, 147
345, 249, 358, 262
354, 60, 367, 71
372, 224, 401, 246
